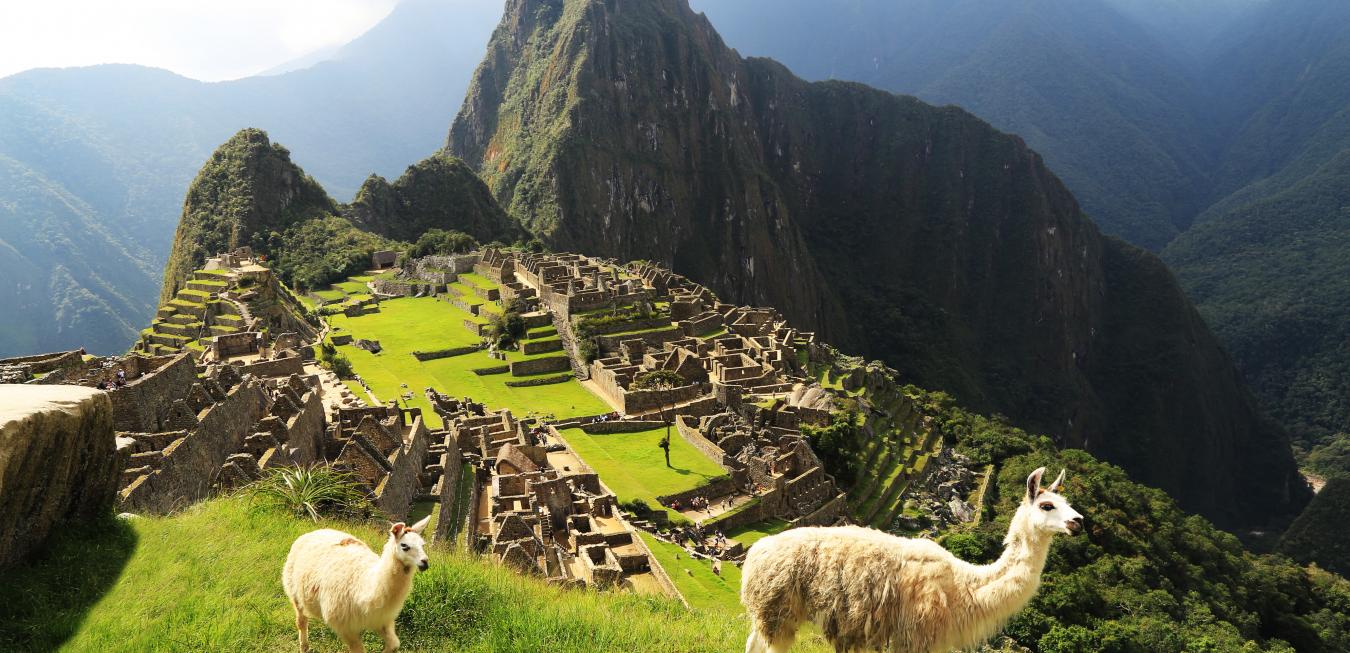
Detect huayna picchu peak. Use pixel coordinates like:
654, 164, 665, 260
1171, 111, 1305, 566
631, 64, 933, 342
447, 0, 1307, 529
4, 1, 1349, 651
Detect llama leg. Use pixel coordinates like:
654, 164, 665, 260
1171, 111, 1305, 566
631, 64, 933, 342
766, 625, 797, 653
338, 630, 366, 653
291, 600, 309, 653
745, 627, 769, 653
380, 622, 401, 652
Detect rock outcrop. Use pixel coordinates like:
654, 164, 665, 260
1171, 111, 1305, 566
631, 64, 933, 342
447, 0, 1308, 528
0, 385, 121, 566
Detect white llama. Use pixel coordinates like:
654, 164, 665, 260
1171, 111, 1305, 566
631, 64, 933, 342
282, 516, 431, 653
741, 467, 1083, 653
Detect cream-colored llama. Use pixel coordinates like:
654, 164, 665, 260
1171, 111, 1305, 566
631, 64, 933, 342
741, 467, 1083, 653
282, 516, 431, 653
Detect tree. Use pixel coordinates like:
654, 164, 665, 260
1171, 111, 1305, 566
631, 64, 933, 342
632, 369, 685, 467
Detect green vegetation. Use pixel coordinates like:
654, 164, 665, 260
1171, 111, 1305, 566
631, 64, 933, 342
404, 228, 477, 260
1279, 478, 1350, 578
725, 518, 790, 549
637, 532, 740, 613
345, 152, 522, 244
557, 426, 725, 522
247, 466, 368, 521
0, 497, 794, 653
1306, 434, 1350, 481
327, 295, 607, 426
271, 216, 401, 292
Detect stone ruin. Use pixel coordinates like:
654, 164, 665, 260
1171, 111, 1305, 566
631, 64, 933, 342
438, 406, 667, 592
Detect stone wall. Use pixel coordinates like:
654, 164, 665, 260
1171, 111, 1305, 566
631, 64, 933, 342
656, 476, 737, 507
0, 386, 121, 567
108, 353, 198, 432
373, 415, 430, 520
286, 389, 326, 465
236, 356, 304, 379
119, 380, 269, 514
412, 345, 482, 361
433, 430, 465, 543
594, 327, 683, 354
675, 417, 734, 469
620, 383, 703, 415
521, 338, 563, 355
509, 356, 571, 376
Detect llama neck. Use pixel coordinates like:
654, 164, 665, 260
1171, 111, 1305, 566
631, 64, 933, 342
359, 542, 415, 610
968, 509, 1053, 624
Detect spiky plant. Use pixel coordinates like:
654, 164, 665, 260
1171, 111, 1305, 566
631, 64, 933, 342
248, 466, 368, 521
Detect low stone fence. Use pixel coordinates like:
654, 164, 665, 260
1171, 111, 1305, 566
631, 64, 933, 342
504, 373, 572, 387
579, 420, 666, 434
330, 334, 354, 346
472, 365, 510, 376
412, 345, 482, 361
509, 356, 570, 377
522, 338, 563, 355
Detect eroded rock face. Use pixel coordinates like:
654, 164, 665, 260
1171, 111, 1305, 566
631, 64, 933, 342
0, 385, 121, 566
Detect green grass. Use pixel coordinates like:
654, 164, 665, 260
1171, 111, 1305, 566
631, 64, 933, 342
695, 326, 728, 339
327, 296, 607, 427
313, 289, 346, 303
527, 326, 558, 339
458, 272, 499, 290
637, 531, 740, 613
558, 426, 725, 517
0, 497, 837, 652
725, 518, 791, 549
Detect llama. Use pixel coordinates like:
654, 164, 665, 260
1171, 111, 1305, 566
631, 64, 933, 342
282, 516, 431, 653
741, 467, 1083, 653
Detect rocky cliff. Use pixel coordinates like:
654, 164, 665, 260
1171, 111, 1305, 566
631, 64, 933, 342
345, 152, 523, 244
447, 0, 1307, 527
0, 385, 120, 566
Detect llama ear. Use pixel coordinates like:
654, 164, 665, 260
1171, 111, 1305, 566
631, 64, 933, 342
408, 515, 431, 534
390, 522, 407, 537
1026, 467, 1047, 503
1047, 468, 1066, 493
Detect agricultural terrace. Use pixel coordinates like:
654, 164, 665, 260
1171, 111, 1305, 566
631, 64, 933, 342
556, 426, 726, 523
326, 295, 607, 427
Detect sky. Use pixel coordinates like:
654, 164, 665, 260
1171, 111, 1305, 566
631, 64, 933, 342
0, 0, 402, 82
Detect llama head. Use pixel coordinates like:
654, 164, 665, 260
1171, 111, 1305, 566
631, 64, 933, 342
1022, 467, 1084, 537
388, 515, 432, 572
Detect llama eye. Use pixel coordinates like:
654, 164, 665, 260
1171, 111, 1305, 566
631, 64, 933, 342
400, 543, 409, 551
1039, 504, 1054, 511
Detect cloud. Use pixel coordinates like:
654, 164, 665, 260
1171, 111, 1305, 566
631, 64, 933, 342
0, 0, 400, 82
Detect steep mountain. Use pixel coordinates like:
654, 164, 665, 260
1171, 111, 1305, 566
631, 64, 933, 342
1279, 478, 1350, 577
345, 152, 523, 243
0, 0, 504, 357
1164, 0, 1350, 446
448, 0, 1308, 528
160, 128, 422, 301
687, 0, 1246, 251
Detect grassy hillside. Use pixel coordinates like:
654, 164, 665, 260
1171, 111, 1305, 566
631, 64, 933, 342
0, 496, 829, 652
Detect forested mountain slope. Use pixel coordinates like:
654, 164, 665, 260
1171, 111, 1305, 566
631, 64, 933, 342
447, 0, 1308, 528
0, 0, 503, 357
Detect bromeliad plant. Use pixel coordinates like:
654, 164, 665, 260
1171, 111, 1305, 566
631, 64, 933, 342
248, 466, 369, 521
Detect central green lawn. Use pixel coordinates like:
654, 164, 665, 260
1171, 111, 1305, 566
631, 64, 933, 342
558, 426, 725, 515
327, 296, 608, 427
0, 497, 840, 652
726, 518, 790, 548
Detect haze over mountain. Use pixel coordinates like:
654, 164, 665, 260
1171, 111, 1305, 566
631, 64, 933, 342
0, 0, 503, 357
446, 0, 1308, 528
690, 0, 1350, 468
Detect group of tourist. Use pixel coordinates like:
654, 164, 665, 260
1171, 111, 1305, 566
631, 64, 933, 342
672, 523, 731, 558
590, 411, 622, 424
95, 369, 126, 390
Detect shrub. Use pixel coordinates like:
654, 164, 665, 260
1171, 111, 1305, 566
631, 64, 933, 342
325, 352, 354, 379
247, 466, 368, 521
